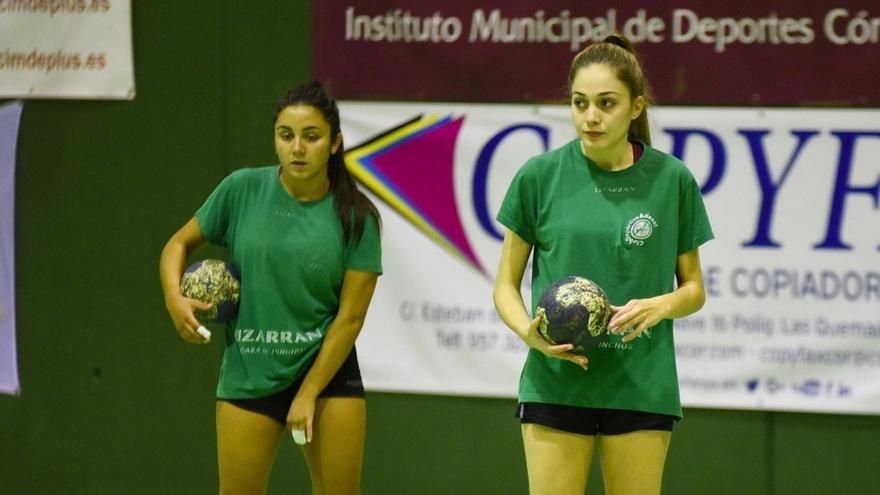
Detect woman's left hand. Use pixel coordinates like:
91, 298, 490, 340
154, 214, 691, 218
608, 297, 668, 342
287, 394, 316, 444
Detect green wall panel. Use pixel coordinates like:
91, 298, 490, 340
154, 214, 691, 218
773, 412, 880, 495
224, 2, 312, 170
666, 408, 770, 495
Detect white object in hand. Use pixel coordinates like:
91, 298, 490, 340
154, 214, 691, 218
291, 429, 307, 445
196, 325, 212, 341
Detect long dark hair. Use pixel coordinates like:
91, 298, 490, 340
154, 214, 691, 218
274, 81, 380, 244
568, 34, 653, 145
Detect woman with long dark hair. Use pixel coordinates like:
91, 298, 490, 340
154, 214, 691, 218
160, 80, 381, 494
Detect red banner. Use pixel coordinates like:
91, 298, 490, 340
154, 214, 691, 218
313, 1, 880, 105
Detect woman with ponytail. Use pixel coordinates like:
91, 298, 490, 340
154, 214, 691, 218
494, 35, 713, 494
160, 81, 381, 494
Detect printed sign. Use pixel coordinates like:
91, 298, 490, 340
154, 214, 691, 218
0, 0, 135, 99
315, 2, 880, 105
341, 101, 880, 415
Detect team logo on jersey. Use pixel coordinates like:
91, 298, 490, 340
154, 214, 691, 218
624, 213, 658, 246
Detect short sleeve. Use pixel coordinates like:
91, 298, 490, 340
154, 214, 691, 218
496, 161, 539, 245
195, 172, 241, 247
345, 212, 383, 275
677, 171, 714, 254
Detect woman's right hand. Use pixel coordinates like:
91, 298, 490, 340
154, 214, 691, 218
520, 315, 589, 369
165, 294, 213, 344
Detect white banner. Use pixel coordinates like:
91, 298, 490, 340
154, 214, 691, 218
0, 1, 134, 99
341, 102, 880, 415
0, 100, 22, 395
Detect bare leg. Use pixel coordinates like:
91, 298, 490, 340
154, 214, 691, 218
599, 430, 671, 495
301, 397, 366, 495
216, 400, 285, 495
521, 423, 596, 495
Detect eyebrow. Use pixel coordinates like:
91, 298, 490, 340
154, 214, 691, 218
275, 125, 323, 131
571, 91, 621, 97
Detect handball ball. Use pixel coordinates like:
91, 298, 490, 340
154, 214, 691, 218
180, 259, 241, 323
536, 276, 611, 354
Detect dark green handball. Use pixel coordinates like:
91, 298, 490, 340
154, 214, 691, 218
536, 276, 611, 354
180, 259, 241, 323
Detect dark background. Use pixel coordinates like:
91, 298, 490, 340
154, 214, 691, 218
1, 1, 878, 493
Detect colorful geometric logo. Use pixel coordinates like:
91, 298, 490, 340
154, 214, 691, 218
345, 114, 485, 274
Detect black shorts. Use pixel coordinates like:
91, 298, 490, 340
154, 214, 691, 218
222, 348, 365, 425
517, 402, 676, 436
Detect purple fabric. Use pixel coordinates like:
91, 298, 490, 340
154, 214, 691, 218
0, 100, 22, 396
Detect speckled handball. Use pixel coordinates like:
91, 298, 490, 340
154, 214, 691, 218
180, 259, 241, 323
536, 276, 611, 354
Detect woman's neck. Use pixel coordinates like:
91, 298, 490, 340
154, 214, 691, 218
581, 139, 635, 172
279, 170, 330, 201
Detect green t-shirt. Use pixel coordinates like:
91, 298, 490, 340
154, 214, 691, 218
195, 166, 382, 399
497, 140, 713, 418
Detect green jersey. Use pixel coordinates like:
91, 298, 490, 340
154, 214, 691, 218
196, 166, 382, 399
497, 140, 713, 418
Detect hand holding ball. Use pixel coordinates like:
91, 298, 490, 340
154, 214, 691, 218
180, 259, 241, 324
536, 276, 611, 354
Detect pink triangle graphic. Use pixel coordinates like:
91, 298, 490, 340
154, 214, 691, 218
369, 116, 483, 272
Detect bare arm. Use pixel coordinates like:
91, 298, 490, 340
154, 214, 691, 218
287, 269, 379, 441
159, 217, 212, 343
493, 229, 588, 369
608, 247, 707, 342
